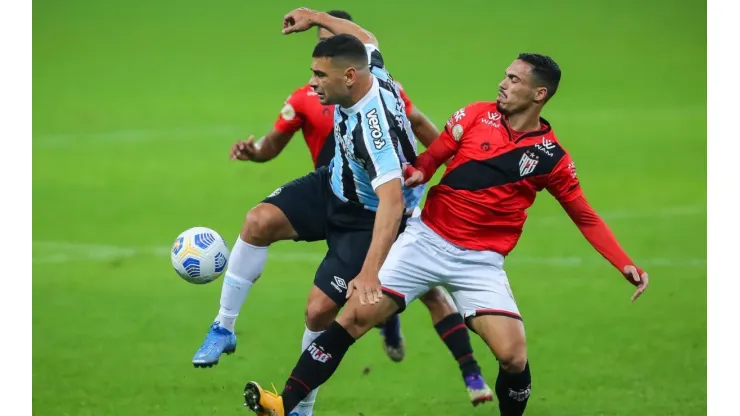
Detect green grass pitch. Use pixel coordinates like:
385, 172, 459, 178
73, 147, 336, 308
33, 1, 706, 415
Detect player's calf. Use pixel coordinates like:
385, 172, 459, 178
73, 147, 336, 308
468, 315, 530, 416
420, 287, 492, 406
279, 297, 400, 413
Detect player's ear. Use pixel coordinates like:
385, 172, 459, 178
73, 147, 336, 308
344, 67, 357, 87
534, 86, 548, 103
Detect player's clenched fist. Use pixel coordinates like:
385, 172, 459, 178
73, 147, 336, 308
403, 165, 425, 188
283, 7, 319, 35
230, 136, 259, 161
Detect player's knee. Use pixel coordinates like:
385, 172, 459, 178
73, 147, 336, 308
420, 287, 455, 322
305, 296, 339, 332
497, 345, 528, 373
242, 204, 287, 245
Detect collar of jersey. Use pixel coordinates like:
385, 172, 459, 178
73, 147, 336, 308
339, 76, 379, 116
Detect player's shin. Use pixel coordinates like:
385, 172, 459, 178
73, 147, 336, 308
281, 321, 356, 412
496, 362, 531, 416
215, 237, 267, 331
435, 312, 482, 377
290, 327, 325, 416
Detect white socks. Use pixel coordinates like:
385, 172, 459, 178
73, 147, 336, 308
290, 327, 325, 416
214, 237, 268, 332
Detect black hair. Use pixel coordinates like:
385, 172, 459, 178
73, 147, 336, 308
312, 33, 367, 67
326, 10, 352, 21
517, 53, 561, 101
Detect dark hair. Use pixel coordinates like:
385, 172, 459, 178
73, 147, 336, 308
313, 33, 367, 67
326, 10, 352, 21
517, 53, 561, 102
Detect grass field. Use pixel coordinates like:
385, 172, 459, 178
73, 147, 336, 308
32, 1, 707, 415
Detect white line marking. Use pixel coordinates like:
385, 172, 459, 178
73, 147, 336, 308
32, 240, 706, 268
33, 105, 704, 148
33, 125, 248, 148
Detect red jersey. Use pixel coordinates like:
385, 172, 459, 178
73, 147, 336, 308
273, 82, 415, 168
419, 101, 581, 255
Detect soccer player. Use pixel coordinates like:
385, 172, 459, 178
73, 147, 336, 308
195, 7, 492, 416
242, 53, 650, 416
225, 10, 468, 368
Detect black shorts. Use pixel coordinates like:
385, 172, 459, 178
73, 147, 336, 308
263, 166, 408, 306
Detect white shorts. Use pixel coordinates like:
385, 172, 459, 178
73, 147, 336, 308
380, 217, 521, 321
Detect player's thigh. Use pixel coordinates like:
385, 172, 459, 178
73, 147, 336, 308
448, 256, 527, 367
313, 228, 373, 308
377, 218, 444, 313
468, 314, 527, 369
256, 166, 330, 243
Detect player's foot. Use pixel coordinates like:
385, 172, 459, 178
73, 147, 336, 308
379, 315, 405, 362
464, 373, 494, 406
244, 381, 285, 416
192, 322, 237, 368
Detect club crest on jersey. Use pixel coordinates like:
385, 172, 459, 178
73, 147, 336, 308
366, 108, 386, 150
519, 151, 540, 176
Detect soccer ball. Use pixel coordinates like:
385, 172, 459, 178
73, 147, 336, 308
170, 227, 230, 284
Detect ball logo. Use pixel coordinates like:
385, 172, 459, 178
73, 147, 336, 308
365, 108, 385, 150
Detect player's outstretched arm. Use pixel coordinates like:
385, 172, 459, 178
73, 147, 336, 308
559, 196, 649, 302
282, 8, 378, 47
347, 179, 405, 306
229, 128, 293, 163
408, 107, 440, 149
403, 130, 457, 187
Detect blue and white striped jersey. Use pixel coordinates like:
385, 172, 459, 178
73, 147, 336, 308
329, 44, 425, 212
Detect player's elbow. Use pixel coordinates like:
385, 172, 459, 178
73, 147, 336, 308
362, 31, 379, 48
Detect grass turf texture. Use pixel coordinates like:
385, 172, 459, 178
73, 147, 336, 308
33, 0, 706, 415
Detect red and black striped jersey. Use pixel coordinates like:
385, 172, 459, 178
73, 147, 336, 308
420, 101, 582, 255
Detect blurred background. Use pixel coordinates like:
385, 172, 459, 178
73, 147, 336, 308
33, 0, 706, 415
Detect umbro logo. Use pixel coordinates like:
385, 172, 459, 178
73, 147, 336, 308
331, 276, 347, 292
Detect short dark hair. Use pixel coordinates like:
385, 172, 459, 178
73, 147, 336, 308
517, 53, 561, 102
326, 10, 352, 21
313, 33, 367, 67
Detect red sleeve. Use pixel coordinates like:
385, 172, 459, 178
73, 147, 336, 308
407, 131, 457, 183
395, 82, 414, 116
560, 196, 643, 285
405, 104, 480, 182
546, 152, 583, 203
273, 89, 306, 134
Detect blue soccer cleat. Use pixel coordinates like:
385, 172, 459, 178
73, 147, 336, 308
378, 315, 405, 362
192, 322, 237, 368
464, 373, 494, 406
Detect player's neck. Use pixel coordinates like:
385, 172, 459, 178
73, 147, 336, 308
507, 107, 542, 133
341, 76, 373, 109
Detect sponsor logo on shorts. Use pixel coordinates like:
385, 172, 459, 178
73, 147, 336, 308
307, 342, 333, 363
331, 276, 347, 292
